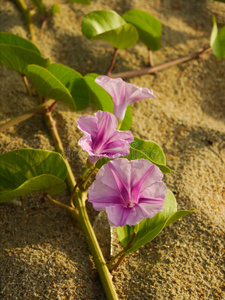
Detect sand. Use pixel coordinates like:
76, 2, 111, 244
0, 0, 225, 299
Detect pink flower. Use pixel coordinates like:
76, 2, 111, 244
88, 158, 167, 227
77, 111, 134, 164
95, 76, 155, 121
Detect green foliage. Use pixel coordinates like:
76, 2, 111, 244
84, 73, 114, 112
120, 105, 132, 130
210, 16, 225, 59
28, 63, 90, 111
95, 136, 169, 171
122, 9, 162, 51
117, 190, 194, 253
125, 137, 170, 173
48, 63, 89, 110
213, 0, 225, 3
0, 32, 49, 75
82, 10, 139, 49
50, 4, 60, 14
0, 149, 68, 202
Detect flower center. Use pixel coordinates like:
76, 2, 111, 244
127, 200, 136, 208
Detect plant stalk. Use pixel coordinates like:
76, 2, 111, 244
14, 0, 36, 43
44, 109, 119, 299
106, 48, 118, 76
0, 100, 55, 132
108, 231, 136, 272
45, 194, 78, 216
110, 46, 211, 79
72, 191, 119, 300
148, 49, 154, 67
44, 110, 76, 191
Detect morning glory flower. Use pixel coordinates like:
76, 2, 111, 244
77, 111, 134, 164
88, 158, 167, 227
95, 76, 155, 121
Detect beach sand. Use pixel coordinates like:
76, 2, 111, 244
0, 0, 225, 299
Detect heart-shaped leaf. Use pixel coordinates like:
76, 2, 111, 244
122, 9, 162, 51
48, 63, 89, 110
0, 149, 68, 202
0, 32, 49, 75
82, 10, 138, 49
210, 16, 225, 59
125, 136, 170, 173
84, 73, 114, 112
117, 189, 194, 254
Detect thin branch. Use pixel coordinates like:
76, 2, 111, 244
14, 0, 36, 43
109, 253, 126, 273
44, 109, 76, 191
42, 105, 119, 299
44, 194, 78, 217
148, 49, 154, 67
0, 100, 55, 132
82, 166, 97, 189
110, 45, 211, 79
21, 75, 31, 96
108, 231, 137, 273
106, 48, 118, 76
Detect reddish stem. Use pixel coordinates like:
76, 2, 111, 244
110, 45, 211, 79
106, 48, 118, 76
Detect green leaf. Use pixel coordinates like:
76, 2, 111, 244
117, 190, 194, 254
27, 64, 76, 111
82, 10, 139, 49
84, 73, 113, 112
214, 0, 225, 3
48, 63, 89, 110
50, 4, 60, 14
68, 0, 91, 4
122, 9, 162, 51
120, 105, 132, 130
210, 16, 225, 59
125, 136, 170, 173
0, 32, 49, 75
0, 149, 68, 202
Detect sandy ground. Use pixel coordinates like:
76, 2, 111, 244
0, 0, 225, 299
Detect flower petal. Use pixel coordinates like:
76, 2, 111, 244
77, 115, 98, 139
105, 204, 130, 227
88, 180, 121, 211
92, 111, 118, 153
95, 76, 155, 121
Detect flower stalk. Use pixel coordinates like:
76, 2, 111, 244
43, 103, 119, 299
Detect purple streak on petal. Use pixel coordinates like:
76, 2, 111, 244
92, 111, 118, 152
137, 200, 165, 219
139, 181, 167, 202
95, 76, 155, 121
88, 158, 167, 227
88, 180, 121, 210
106, 205, 130, 227
77, 111, 133, 163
